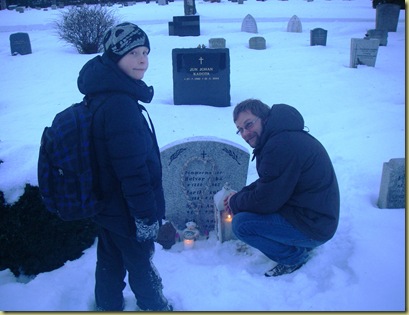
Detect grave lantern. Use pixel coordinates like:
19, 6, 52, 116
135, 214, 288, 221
214, 182, 237, 242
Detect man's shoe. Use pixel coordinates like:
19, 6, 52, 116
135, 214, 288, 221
264, 262, 304, 277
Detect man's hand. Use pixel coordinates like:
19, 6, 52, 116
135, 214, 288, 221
135, 218, 159, 242
223, 192, 236, 214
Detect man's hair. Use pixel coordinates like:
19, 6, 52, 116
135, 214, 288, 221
233, 99, 271, 122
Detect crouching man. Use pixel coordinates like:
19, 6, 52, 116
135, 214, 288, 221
224, 99, 340, 277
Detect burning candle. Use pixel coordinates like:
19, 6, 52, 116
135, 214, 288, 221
183, 238, 194, 250
223, 213, 234, 241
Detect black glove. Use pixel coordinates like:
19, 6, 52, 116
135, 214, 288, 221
135, 218, 159, 242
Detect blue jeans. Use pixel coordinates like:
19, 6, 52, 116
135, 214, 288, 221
232, 212, 325, 266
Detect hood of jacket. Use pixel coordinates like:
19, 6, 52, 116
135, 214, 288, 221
254, 103, 304, 156
77, 52, 153, 103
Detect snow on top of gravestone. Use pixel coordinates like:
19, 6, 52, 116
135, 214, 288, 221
160, 136, 249, 154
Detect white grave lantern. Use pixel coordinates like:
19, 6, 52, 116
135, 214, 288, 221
182, 221, 200, 249
214, 182, 237, 242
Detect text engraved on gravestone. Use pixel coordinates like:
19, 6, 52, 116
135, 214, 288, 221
350, 38, 380, 68
172, 48, 230, 107
161, 137, 249, 234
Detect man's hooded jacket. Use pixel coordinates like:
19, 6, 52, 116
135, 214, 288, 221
77, 53, 165, 237
229, 104, 340, 242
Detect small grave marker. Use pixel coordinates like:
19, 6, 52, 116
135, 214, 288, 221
287, 15, 302, 33
378, 158, 405, 209
310, 28, 327, 46
350, 38, 380, 68
249, 36, 266, 50
209, 38, 226, 49
365, 29, 388, 46
241, 14, 258, 33
10, 32, 32, 56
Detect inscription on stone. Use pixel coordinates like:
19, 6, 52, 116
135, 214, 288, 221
350, 38, 380, 68
172, 48, 230, 107
161, 136, 250, 234
241, 14, 258, 33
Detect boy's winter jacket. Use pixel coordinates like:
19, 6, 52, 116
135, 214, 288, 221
77, 53, 165, 237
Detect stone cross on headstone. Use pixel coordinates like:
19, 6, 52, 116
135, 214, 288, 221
160, 136, 250, 234
241, 14, 258, 33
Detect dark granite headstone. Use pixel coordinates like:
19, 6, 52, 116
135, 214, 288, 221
350, 38, 380, 68
184, 0, 196, 15
10, 32, 32, 56
376, 3, 400, 32
310, 28, 327, 46
161, 136, 249, 234
365, 29, 388, 46
378, 158, 405, 209
169, 15, 200, 36
172, 47, 230, 107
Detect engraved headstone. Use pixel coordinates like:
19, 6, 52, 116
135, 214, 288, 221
209, 38, 226, 49
241, 14, 258, 33
376, 3, 400, 32
249, 36, 266, 50
9, 32, 32, 56
365, 29, 388, 46
310, 28, 327, 46
161, 136, 250, 234
378, 158, 405, 209
287, 15, 302, 33
350, 38, 380, 68
172, 47, 230, 107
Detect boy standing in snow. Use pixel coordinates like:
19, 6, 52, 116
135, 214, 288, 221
224, 99, 340, 277
77, 22, 172, 311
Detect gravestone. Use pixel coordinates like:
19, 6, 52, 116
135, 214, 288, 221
172, 47, 230, 107
310, 28, 327, 46
376, 3, 400, 32
184, 0, 196, 15
169, 15, 200, 36
249, 36, 266, 50
365, 29, 388, 46
1, 0, 6, 10
241, 14, 258, 33
350, 38, 380, 68
161, 136, 250, 234
209, 38, 226, 49
158, 0, 167, 5
10, 32, 32, 56
377, 158, 405, 209
287, 15, 302, 33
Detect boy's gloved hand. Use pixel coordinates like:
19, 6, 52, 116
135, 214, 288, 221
135, 218, 159, 242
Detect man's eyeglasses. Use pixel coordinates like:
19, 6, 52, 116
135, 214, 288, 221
236, 117, 260, 135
